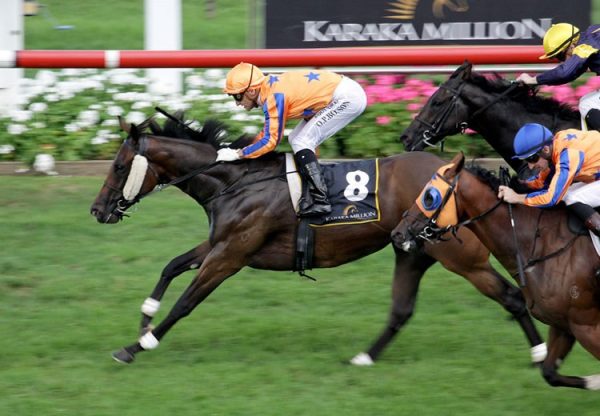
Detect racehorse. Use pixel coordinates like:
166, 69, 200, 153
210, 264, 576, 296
400, 61, 581, 174
391, 152, 600, 390
90, 114, 543, 365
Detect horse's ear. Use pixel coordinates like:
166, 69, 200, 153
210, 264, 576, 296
450, 60, 472, 79
129, 123, 140, 144
118, 116, 130, 133
446, 152, 465, 177
461, 60, 472, 80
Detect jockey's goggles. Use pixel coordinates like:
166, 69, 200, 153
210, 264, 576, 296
229, 64, 254, 102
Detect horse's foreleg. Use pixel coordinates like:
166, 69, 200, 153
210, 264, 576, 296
139, 241, 212, 333
434, 244, 546, 364
113, 235, 253, 364
539, 326, 586, 389
463, 267, 546, 363
351, 249, 435, 366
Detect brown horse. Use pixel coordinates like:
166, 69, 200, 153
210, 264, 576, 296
391, 152, 600, 390
90, 114, 543, 365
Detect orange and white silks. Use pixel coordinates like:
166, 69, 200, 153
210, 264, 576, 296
415, 163, 458, 228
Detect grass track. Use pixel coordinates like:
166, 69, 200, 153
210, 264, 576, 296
1, 176, 599, 415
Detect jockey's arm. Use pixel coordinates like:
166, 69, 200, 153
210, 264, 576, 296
523, 149, 581, 207
241, 95, 286, 159
537, 47, 596, 85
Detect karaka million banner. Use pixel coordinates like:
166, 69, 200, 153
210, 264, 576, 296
264, 0, 591, 48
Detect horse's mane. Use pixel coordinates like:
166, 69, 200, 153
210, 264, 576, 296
466, 71, 580, 122
135, 110, 255, 150
465, 163, 502, 192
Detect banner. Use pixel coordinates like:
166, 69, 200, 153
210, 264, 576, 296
265, 0, 591, 48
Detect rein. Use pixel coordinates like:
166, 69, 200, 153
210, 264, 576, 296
109, 135, 291, 214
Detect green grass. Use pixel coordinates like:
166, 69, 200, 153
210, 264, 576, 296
1, 176, 600, 415
25, 0, 249, 50
25, 1, 600, 51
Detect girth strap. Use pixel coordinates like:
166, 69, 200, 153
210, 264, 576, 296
294, 218, 316, 280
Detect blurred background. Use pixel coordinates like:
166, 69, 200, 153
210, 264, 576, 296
1, 2, 600, 415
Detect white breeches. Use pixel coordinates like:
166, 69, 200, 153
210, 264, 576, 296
288, 76, 367, 153
563, 181, 600, 207
579, 90, 600, 130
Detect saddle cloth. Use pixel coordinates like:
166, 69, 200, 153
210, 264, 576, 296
285, 153, 380, 226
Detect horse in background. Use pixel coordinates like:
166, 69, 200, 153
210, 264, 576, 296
401, 61, 580, 175
392, 152, 600, 390
89, 113, 543, 365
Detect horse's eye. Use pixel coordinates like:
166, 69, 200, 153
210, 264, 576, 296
114, 163, 126, 173
422, 187, 442, 210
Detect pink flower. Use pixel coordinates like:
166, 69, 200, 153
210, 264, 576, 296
376, 116, 392, 125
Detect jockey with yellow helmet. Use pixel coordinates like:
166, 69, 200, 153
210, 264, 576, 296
218, 62, 367, 217
498, 123, 600, 236
516, 23, 600, 131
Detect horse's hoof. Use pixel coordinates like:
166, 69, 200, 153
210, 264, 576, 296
112, 348, 135, 364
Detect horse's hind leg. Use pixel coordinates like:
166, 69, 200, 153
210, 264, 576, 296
540, 326, 587, 389
351, 249, 435, 365
139, 241, 212, 333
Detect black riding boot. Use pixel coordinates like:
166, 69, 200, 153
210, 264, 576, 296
569, 202, 600, 236
585, 109, 600, 131
294, 149, 332, 217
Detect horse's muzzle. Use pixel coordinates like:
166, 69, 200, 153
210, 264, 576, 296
90, 201, 125, 224
391, 229, 419, 253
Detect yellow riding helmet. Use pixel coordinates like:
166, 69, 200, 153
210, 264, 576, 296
539, 23, 580, 59
223, 62, 265, 94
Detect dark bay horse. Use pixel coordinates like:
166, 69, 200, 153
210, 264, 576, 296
401, 61, 580, 173
90, 115, 543, 365
392, 152, 600, 390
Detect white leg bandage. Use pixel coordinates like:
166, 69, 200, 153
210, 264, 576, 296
139, 331, 160, 350
530, 343, 547, 363
141, 297, 161, 317
350, 352, 374, 366
585, 374, 600, 390
123, 155, 148, 201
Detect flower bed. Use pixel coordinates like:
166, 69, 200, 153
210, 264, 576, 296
0, 68, 591, 165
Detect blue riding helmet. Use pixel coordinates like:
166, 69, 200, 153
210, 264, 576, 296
512, 123, 554, 159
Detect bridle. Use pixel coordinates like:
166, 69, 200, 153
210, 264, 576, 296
413, 83, 469, 148
407, 171, 502, 243
412, 81, 520, 149
102, 135, 222, 222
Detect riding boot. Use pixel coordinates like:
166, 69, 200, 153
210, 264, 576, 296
585, 109, 600, 132
569, 202, 600, 236
294, 149, 332, 217
585, 212, 600, 236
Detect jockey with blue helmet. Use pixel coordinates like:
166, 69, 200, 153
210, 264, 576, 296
498, 122, 600, 236
516, 23, 600, 131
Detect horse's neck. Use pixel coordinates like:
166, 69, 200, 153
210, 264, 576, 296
464, 85, 576, 171
460, 181, 584, 272
180, 153, 286, 207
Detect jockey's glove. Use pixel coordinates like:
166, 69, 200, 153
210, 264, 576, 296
216, 147, 241, 162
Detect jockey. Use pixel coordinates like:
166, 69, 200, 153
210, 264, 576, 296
516, 23, 600, 131
498, 123, 600, 236
218, 62, 367, 217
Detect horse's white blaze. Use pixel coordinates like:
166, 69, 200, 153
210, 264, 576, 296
584, 374, 600, 390
123, 155, 148, 201
530, 343, 547, 363
141, 297, 160, 317
350, 352, 374, 366
139, 331, 160, 350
